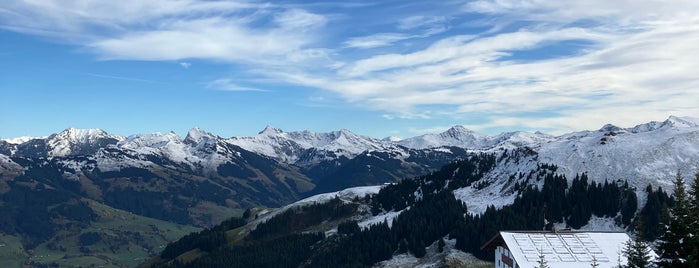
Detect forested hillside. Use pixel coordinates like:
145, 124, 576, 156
146, 154, 695, 267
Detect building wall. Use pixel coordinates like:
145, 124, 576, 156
495, 246, 518, 268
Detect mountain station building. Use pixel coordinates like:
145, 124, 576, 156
481, 230, 638, 268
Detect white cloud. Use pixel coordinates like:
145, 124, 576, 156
2, 0, 698, 134
344, 33, 410, 49
179, 62, 191, 68
0, 0, 326, 66
206, 78, 267, 92
279, 1, 698, 133
343, 15, 448, 49
88, 17, 312, 63
397, 15, 447, 31
274, 8, 326, 30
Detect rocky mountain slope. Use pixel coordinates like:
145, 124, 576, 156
0, 116, 697, 267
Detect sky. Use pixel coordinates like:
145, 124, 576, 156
1, 0, 697, 139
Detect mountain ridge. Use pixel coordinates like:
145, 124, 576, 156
4, 115, 696, 157
2, 116, 697, 187
1, 116, 697, 267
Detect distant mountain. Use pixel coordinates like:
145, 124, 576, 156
226, 125, 478, 194
146, 145, 686, 267
1, 116, 698, 267
2, 128, 123, 158
396, 125, 555, 150
227, 125, 390, 166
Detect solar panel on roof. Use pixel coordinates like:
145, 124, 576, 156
588, 247, 603, 254
554, 247, 569, 253
559, 254, 576, 262
512, 233, 611, 263
576, 254, 594, 262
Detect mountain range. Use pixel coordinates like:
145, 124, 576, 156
0, 116, 697, 267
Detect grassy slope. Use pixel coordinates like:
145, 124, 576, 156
25, 199, 201, 268
0, 233, 27, 268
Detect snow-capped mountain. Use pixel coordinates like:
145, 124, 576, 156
1, 116, 697, 220
46, 128, 124, 157
536, 116, 699, 190
1, 136, 45, 144
398, 125, 492, 149
1, 116, 697, 268
0, 128, 123, 158
111, 128, 236, 171
397, 125, 555, 150
227, 125, 392, 165
450, 116, 699, 215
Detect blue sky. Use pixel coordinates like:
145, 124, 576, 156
1, 0, 697, 139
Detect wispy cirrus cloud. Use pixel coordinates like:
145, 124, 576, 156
0, 0, 327, 66
397, 15, 447, 32
206, 78, 268, 92
1, 0, 697, 135
343, 15, 448, 49
343, 33, 411, 49
307, 0, 699, 133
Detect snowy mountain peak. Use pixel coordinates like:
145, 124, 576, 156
599, 124, 624, 132
118, 132, 182, 150
185, 127, 216, 144
259, 125, 283, 136
664, 115, 699, 128
629, 115, 698, 133
54, 128, 111, 142
444, 125, 473, 135
45, 128, 123, 157
397, 125, 488, 149
226, 127, 389, 165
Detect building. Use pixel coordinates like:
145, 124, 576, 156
481, 230, 639, 268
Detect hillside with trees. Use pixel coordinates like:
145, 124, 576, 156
145, 154, 698, 267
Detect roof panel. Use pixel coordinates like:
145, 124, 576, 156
499, 231, 635, 268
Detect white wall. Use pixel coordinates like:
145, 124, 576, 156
496, 246, 517, 268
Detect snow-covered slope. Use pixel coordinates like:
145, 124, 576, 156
452, 116, 699, 214
227, 126, 393, 165
104, 128, 264, 172
536, 116, 699, 189
46, 128, 124, 157
397, 125, 555, 150
2, 116, 696, 195
398, 125, 491, 149
1, 136, 45, 144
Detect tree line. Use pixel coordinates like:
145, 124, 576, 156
147, 153, 697, 268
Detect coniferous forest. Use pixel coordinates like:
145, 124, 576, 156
145, 153, 698, 268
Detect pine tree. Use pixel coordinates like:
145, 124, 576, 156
624, 219, 652, 268
590, 255, 600, 268
536, 247, 549, 268
686, 171, 699, 266
656, 172, 692, 268
616, 247, 624, 268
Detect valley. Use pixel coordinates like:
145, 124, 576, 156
0, 116, 697, 267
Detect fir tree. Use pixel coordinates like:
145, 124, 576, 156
656, 172, 692, 268
624, 219, 652, 268
616, 247, 624, 268
536, 247, 549, 268
686, 171, 699, 266
590, 255, 600, 268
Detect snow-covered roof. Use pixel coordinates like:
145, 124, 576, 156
482, 231, 636, 268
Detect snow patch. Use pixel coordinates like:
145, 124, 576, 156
2, 136, 45, 144
358, 209, 405, 229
